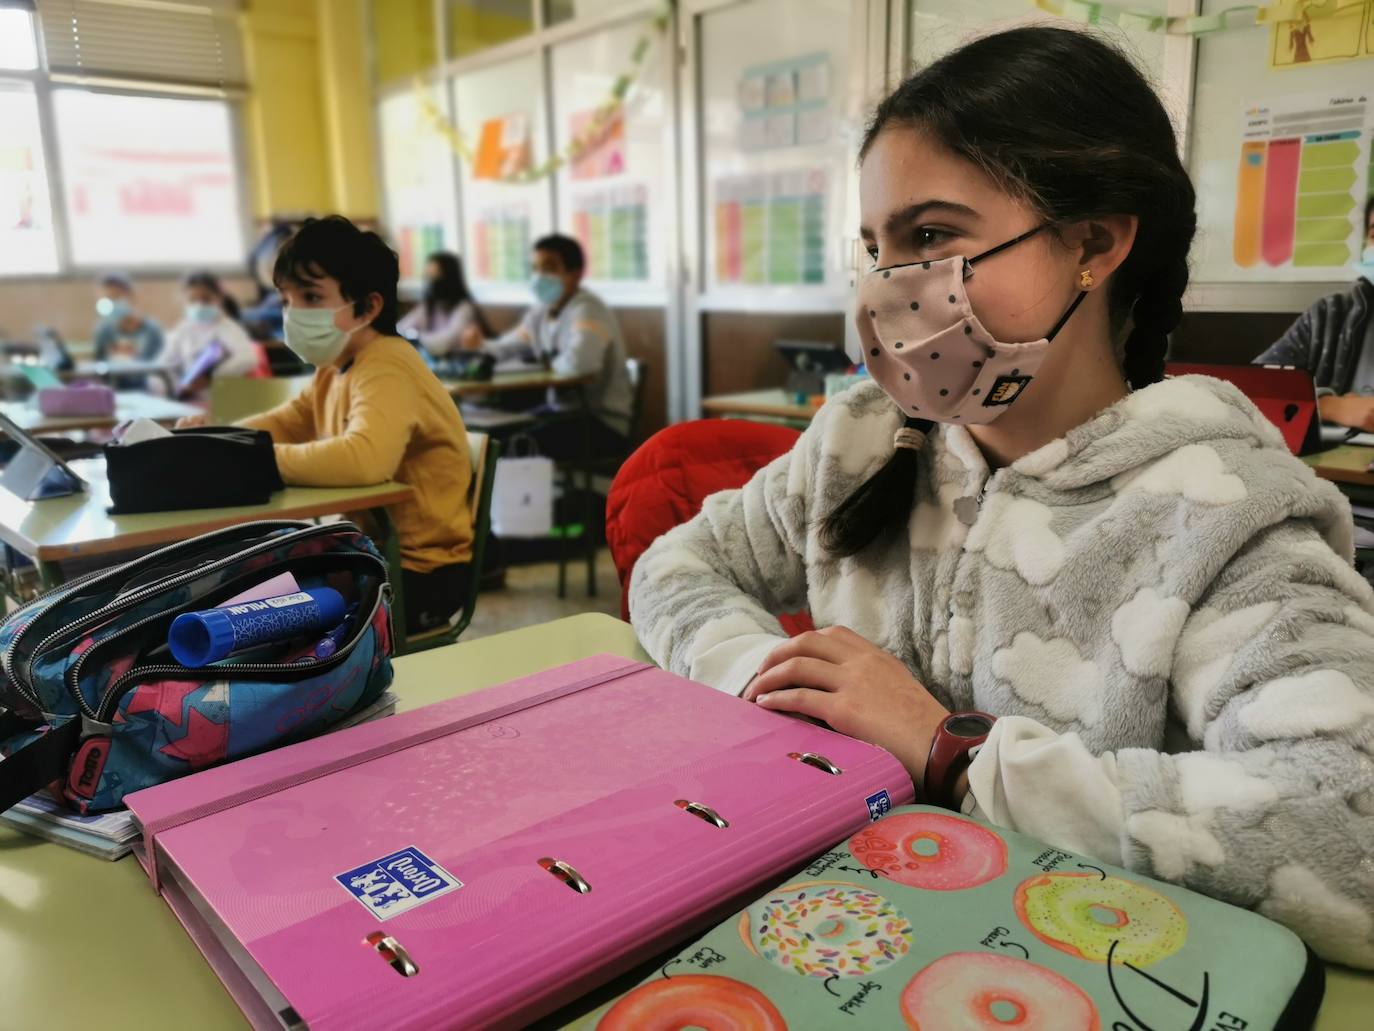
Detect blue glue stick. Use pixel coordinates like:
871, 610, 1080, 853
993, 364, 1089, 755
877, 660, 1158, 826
169, 587, 346, 667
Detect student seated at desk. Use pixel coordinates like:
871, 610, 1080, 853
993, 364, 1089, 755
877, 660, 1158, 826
398, 251, 493, 359
631, 27, 1374, 968
1255, 196, 1374, 429
183, 217, 475, 635
92, 271, 163, 362
162, 271, 260, 396
462, 234, 633, 459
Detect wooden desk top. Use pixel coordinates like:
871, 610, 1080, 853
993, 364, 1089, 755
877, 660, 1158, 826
701, 389, 821, 422
0, 394, 200, 435
1303, 444, 1374, 489
0, 458, 413, 562
445, 369, 596, 398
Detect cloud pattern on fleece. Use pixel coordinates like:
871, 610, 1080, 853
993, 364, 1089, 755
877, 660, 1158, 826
630, 375, 1374, 966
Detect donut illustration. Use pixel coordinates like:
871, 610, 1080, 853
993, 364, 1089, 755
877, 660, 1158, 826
598, 974, 787, 1030
1014, 872, 1187, 967
848, 811, 1008, 890
738, 880, 913, 979
900, 951, 1100, 1030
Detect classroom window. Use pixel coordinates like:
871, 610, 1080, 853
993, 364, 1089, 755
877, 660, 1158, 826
0, 84, 60, 275
0, 9, 39, 71
51, 90, 245, 268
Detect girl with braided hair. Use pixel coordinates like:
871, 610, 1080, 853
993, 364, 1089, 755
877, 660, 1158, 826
631, 26, 1374, 967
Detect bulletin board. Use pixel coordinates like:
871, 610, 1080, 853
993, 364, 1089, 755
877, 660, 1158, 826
378, 86, 460, 286
551, 16, 670, 303
698, 0, 854, 307
1189, 0, 1374, 284
452, 53, 553, 301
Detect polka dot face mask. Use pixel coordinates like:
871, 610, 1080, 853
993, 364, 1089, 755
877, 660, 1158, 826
855, 225, 1086, 424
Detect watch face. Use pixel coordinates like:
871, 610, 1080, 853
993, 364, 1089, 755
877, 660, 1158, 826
945, 714, 993, 738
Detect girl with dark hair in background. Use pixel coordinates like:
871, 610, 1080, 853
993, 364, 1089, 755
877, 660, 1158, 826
162, 270, 259, 394
630, 27, 1374, 967
398, 251, 493, 358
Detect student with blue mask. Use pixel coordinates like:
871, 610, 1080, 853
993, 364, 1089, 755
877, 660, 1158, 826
162, 270, 259, 396
1255, 195, 1374, 429
462, 234, 634, 458
92, 271, 163, 362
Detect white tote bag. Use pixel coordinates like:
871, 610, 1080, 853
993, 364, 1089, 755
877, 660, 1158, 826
490, 437, 554, 538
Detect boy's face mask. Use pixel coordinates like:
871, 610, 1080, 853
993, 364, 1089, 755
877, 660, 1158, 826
530, 272, 565, 307
855, 225, 1086, 424
97, 297, 131, 321
284, 303, 361, 367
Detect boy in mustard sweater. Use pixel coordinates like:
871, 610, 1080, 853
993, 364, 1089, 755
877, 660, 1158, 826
183, 217, 474, 634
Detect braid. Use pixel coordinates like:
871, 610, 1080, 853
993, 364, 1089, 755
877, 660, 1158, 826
821, 417, 930, 557
1118, 164, 1196, 390
1122, 249, 1188, 389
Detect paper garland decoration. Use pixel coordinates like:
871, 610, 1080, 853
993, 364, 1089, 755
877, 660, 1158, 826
414, 4, 670, 186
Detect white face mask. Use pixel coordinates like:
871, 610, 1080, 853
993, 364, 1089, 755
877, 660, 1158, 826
283, 303, 360, 367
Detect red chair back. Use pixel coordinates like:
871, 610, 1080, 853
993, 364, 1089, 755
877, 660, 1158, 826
606, 419, 813, 635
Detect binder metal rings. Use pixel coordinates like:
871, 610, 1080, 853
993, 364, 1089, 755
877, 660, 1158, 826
538, 856, 592, 894
364, 931, 419, 977
674, 799, 729, 828
788, 751, 843, 775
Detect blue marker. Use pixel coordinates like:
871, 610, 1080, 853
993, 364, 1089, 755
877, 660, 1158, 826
169, 588, 346, 667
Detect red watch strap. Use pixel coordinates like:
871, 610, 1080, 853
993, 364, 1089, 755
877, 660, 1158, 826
923, 712, 995, 809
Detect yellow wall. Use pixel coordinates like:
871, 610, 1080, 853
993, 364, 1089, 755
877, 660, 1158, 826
449, 2, 534, 59
371, 0, 438, 86
240, 0, 379, 221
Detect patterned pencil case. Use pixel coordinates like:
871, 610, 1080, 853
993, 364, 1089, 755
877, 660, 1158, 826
584, 805, 1324, 1030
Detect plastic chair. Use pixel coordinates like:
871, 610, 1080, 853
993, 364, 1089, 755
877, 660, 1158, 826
555, 358, 648, 599
402, 431, 500, 653
209, 375, 312, 425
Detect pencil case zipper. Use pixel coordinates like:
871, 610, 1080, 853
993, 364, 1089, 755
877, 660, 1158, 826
91, 573, 389, 723
3, 521, 332, 715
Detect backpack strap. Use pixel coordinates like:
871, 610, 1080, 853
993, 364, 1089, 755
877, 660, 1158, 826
0, 718, 80, 813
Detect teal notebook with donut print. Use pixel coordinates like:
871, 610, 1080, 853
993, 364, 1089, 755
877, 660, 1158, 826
580, 805, 1324, 1030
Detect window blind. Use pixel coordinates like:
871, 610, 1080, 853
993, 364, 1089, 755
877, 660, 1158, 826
37, 0, 244, 90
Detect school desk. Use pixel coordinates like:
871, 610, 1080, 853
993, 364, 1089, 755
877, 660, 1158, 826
701, 388, 820, 423
444, 368, 597, 399
0, 611, 1365, 1030
0, 457, 414, 636
0, 393, 200, 435
1304, 444, 1374, 497
74, 358, 178, 396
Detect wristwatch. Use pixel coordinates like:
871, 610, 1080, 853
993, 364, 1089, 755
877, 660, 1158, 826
924, 712, 996, 810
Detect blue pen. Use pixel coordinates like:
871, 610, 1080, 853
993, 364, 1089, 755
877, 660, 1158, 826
313, 604, 358, 659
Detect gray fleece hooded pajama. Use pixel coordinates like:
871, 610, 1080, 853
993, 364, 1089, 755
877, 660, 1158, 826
629, 375, 1374, 968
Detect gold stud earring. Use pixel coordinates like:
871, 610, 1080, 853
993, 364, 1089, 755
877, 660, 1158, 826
1079, 269, 1095, 289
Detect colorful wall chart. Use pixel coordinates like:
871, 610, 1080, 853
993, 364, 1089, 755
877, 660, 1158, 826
471, 205, 531, 282
714, 169, 826, 287
738, 52, 831, 152
396, 224, 444, 281
571, 183, 648, 281
1269, 0, 1374, 69
1232, 90, 1373, 270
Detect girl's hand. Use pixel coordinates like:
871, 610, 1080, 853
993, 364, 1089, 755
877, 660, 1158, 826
743, 626, 951, 786
175, 413, 209, 429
